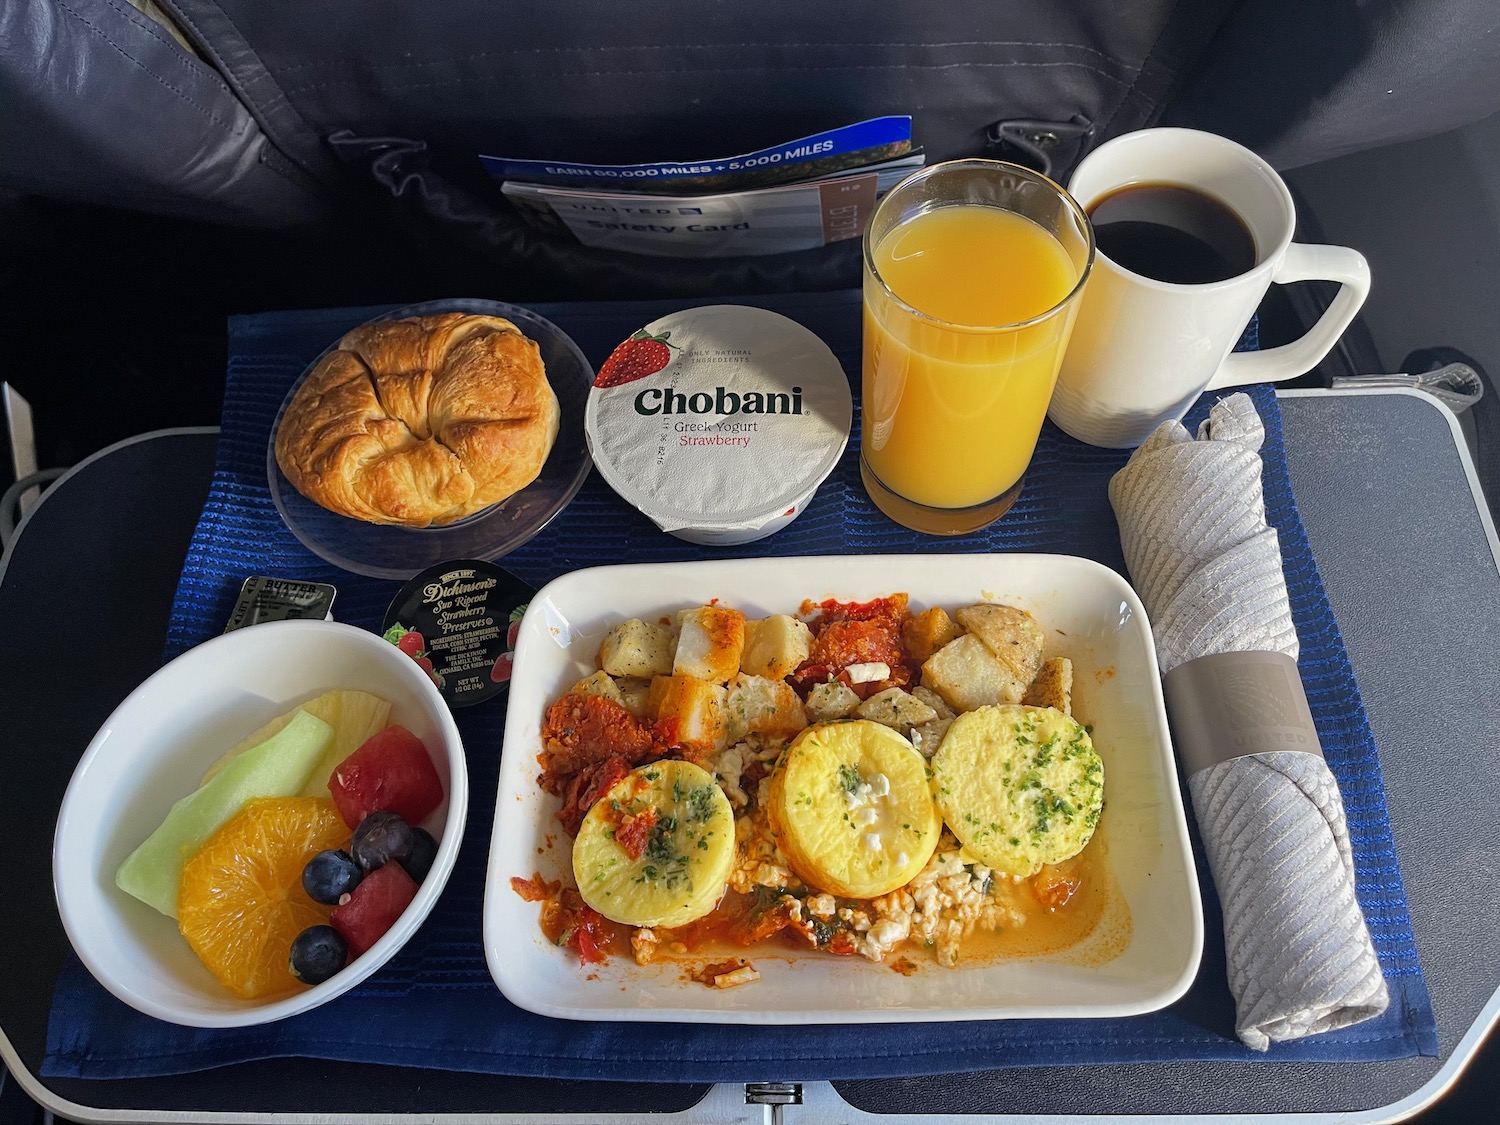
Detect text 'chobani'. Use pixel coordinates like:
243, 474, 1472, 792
634, 386, 803, 417
584, 305, 851, 544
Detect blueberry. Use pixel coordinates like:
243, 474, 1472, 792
398, 827, 438, 884
302, 849, 363, 905
351, 810, 414, 871
289, 925, 348, 985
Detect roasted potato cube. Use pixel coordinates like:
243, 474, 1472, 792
910, 684, 955, 721
572, 669, 625, 705
598, 619, 675, 678
674, 606, 746, 684
615, 676, 652, 719
726, 673, 808, 743
856, 687, 938, 733
903, 606, 963, 664
1022, 657, 1074, 716
805, 680, 861, 722
647, 674, 727, 751
921, 633, 1024, 713
909, 716, 954, 759
741, 614, 813, 680
953, 603, 1046, 687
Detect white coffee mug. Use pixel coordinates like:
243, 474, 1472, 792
1049, 128, 1370, 448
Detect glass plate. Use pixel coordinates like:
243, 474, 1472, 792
268, 299, 594, 579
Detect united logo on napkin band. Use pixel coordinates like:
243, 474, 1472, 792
1163, 650, 1324, 776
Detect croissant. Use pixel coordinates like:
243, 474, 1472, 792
274, 313, 560, 527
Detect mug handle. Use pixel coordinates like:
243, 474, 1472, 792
1206, 243, 1371, 390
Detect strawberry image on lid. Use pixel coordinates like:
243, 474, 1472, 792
584, 305, 852, 545
382, 560, 534, 708
594, 328, 679, 388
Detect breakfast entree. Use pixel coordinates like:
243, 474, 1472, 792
512, 593, 1110, 986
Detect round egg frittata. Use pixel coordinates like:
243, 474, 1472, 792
573, 760, 736, 928
932, 704, 1103, 877
767, 720, 941, 899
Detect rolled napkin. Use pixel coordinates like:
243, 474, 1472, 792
1109, 392, 1389, 1051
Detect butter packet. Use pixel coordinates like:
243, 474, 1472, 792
223, 576, 336, 632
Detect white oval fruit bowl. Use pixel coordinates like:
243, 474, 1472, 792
53, 620, 467, 1027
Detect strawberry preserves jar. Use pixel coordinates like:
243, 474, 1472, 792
584, 305, 852, 545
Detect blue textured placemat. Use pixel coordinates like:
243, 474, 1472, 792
44, 290, 1437, 1081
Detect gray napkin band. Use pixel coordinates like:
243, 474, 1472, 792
1163, 651, 1324, 777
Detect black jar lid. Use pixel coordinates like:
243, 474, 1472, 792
382, 559, 534, 709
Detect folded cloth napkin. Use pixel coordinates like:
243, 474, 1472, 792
1109, 392, 1390, 1051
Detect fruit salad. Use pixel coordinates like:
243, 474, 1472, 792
116, 689, 446, 1000
515, 593, 1115, 983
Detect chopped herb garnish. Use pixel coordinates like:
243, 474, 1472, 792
685, 784, 717, 823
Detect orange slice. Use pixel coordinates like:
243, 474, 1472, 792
178, 796, 350, 999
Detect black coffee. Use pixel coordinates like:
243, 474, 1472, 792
1088, 183, 1257, 285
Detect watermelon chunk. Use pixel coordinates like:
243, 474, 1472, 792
328, 725, 444, 830
330, 861, 419, 958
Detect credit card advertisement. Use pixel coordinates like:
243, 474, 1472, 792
481, 116, 914, 194
502, 169, 917, 258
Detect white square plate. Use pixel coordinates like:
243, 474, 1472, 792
483, 554, 1202, 1023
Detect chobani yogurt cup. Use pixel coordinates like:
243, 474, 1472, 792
585, 305, 852, 545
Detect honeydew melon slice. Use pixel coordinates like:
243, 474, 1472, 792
199, 689, 391, 797
115, 709, 334, 918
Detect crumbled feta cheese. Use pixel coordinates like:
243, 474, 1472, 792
712, 965, 762, 989
845, 661, 890, 684
631, 928, 661, 965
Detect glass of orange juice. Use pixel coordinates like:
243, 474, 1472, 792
861, 159, 1095, 534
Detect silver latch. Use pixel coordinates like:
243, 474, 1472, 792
744, 1082, 803, 1125
1331, 362, 1486, 415
984, 116, 1096, 178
